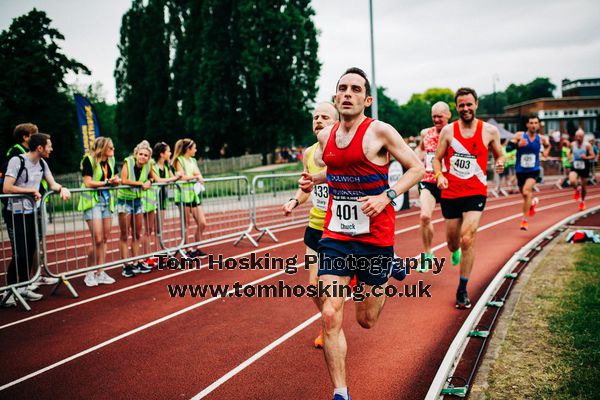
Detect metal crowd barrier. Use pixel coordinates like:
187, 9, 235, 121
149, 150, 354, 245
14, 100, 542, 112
177, 175, 256, 251
0, 194, 42, 311
245, 173, 311, 244
40, 183, 185, 299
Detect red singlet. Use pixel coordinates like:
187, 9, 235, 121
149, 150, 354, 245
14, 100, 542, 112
442, 119, 488, 199
322, 118, 395, 247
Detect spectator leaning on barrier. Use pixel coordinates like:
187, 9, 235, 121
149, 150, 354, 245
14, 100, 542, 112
2, 133, 70, 306
118, 140, 157, 278
172, 138, 207, 259
78, 137, 121, 287
590, 137, 598, 185
141, 142, 183, 266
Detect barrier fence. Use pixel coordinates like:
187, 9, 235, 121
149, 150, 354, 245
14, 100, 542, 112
0, 168, 594, 310
0, 194, 42, 311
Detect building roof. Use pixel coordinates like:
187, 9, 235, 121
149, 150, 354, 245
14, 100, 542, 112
504, 96, 600, 111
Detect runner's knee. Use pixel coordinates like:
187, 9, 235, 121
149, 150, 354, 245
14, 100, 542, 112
321, 301, 342, 330
461, 232, 475, 249
356, 313, 377, 329
420, 213, 431, 226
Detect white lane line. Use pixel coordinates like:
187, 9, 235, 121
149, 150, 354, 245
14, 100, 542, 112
188, 194, 600, 399
1, 195, 595, 392
0, 188, 585, 331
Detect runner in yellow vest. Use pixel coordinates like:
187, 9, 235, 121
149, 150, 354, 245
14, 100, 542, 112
172, 138, 207, 258
118, 140, 157, 278
78, 137, 121, 286
282, 101, 338, 348
141, 142, 183, 266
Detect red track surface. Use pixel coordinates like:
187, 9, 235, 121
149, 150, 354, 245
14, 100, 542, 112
0, 186, 598, 400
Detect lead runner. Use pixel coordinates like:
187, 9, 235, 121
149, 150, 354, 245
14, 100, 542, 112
299, 67, 423, 400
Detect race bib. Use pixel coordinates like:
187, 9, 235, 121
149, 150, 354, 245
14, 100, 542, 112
424, 152, 446, 173
573, 160, 585, 170
450, 153, 477, 179
328, 199, 369, 236
520, 153, 536, 169
311, 184, 329, 211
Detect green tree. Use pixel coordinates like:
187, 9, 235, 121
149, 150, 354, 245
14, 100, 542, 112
115, 0, 178, 153
376, 87, 403, 134
505, 77, 556, 105
0, 9, 90, 173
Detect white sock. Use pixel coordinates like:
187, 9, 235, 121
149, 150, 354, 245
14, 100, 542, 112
333, 387, 348, 399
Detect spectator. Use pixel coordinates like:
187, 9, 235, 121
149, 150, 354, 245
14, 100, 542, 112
2, 133, 70, 306
141, 142, 183, 265
172, 139, 207, 258
78, 137, 121, 287
118, 140, 156, 278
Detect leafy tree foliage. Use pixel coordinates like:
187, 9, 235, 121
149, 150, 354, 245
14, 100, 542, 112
0, 9, 90, 172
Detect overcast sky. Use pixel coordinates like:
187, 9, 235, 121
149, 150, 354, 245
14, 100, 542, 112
1, 0, 599, 105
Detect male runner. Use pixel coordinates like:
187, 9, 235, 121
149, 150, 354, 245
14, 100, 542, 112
299, 67, 423, 400
282, 101, 338, 348
570, 129, 595, 210
507, 115, 550, 230
417, 101, 451, 271
432, 87, 504, 309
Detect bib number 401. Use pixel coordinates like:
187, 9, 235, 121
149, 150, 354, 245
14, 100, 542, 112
336, 203, 358, 221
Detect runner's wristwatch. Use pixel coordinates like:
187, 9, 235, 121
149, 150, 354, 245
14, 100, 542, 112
385, 188, 397, 206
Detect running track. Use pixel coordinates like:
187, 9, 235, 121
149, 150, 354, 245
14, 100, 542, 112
0, 186, 598, 400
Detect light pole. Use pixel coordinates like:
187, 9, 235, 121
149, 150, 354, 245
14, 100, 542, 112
492, 73, 500, 114
369, 0, 378, 119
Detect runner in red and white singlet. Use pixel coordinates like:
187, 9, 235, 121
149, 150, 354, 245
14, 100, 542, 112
298, 67, 423, 400
417, 102, 451, 271
433, 87, 505, 310
322, 117, 395, 247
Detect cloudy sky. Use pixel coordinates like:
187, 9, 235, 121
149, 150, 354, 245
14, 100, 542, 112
1, 0, 599, 105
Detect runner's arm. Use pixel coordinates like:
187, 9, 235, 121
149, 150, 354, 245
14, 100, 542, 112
489, 126, 505, 173
541, 136, 551, 158
285, 148, 311, 214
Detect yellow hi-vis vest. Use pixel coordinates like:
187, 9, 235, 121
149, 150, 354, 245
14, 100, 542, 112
142, 160, 172, 213
77, 155, 116, 212
118, 156, 150, 200
174, 156, 200, 204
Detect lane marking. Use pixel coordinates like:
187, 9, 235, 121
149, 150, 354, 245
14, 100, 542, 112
189, 194, 600, 398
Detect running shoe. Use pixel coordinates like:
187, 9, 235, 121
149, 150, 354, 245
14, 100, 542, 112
36, 276, 59, 285
136, 262, 153, 274
18, 288, 43, 301
574, 188, 580, 201
84, 271, 98, 287
96, 271, 116, 285
455, 290, 471, 309
520, 219, 528, 231
451, 249, 461, 266
314, 329, 324, 349
349, 275, 357, 289
529, 197, 539, 217
416, 252, 434, 273
389, 256, 406, 281
579, 201, 586, 211
333, 392, 351, 400
122, 264, 136, 278
145, 257, 156, 267
194, 249, 208, 258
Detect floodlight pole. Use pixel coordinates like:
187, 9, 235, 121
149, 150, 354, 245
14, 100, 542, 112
369, 0, 378, 120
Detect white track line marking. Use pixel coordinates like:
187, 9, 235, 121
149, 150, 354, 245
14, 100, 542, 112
0, 189, 588, 331
2, 195, 595, 392
188, 194, 600, 398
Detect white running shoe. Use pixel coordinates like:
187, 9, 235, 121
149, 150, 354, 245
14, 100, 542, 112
27, 282, 40, 291
36, 276, 59, 285
96, 271, 116, 285
84, 272, 98, 287
18, 288, 43, 301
